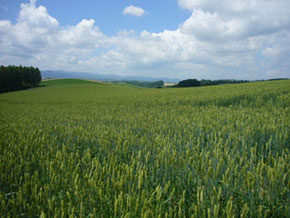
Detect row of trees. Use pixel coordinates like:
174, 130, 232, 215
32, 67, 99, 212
200, 79, 249, 86
113, 80, 164, 88
124, 80, 164, 88
174, 79, 201, 87
0, 65, 42, 93
173, 79, 249, 88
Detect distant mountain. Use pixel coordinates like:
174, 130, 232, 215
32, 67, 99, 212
41, 70, 180, 83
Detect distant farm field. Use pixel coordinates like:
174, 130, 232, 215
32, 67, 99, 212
0, 79, 289, 217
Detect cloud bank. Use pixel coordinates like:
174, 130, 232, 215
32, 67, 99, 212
0, 0, 290, 79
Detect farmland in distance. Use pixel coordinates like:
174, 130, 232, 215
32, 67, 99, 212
0, 79, 289, 217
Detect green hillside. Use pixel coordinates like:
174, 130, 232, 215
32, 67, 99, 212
0, 79, 289, 217
41, 79, 102, 86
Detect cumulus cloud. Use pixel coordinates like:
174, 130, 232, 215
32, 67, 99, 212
18, 0, 58, 29
57, 19, 106, 48
0, 0, 289, 79
123, 5, 146, 17
179, 0, 290, 39
181, 10, 247, 41
0, 0, 107, 71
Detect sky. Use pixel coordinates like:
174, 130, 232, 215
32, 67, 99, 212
0, 0, 290, 80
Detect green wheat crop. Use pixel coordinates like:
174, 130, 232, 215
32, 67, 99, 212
0, 79, 289, 217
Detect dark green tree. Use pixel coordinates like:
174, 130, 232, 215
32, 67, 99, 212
0, 65, 42, 93
175, 79, 201, 87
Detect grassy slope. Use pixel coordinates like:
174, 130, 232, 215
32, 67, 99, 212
0, 79, 289, 217
41, 79, 102, 86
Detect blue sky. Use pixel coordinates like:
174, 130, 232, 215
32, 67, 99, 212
0, 0, 290, 79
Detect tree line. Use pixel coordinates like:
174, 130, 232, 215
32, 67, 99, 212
0, 65, 42, 93
173, 79, 249, 88
114, 80, 164, 88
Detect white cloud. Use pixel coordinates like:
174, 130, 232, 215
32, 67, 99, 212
0, 0, 108, 72
18, 0, 58, 29
262, 47, 280, 57
181, 10, 247, 41
179, 0, 290, 40
0, 0, 289, 79
57, 19, 106, 49
123, 5, 146, 17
